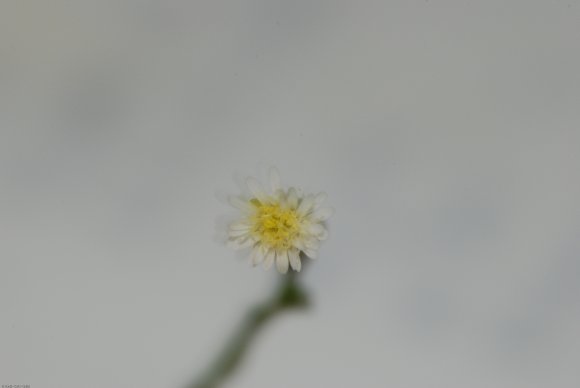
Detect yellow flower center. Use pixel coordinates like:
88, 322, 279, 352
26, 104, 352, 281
251, 201, 300, 250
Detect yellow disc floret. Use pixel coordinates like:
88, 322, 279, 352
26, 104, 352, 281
251, 201, 301, 250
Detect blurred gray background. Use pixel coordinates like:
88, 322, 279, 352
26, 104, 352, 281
1, 1, 579, 387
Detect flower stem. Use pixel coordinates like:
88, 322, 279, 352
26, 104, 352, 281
187, 273, 309, 388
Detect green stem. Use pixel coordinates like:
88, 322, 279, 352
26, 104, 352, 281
188, 273, 309, 388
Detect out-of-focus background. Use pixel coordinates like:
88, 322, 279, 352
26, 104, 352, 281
1, 1, 580, 387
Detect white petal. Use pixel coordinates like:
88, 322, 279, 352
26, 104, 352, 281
227, 236, 255, 250
308, 223, 328, 240
314, 192, 327, 206
246, 177, 269, 204
229, 220, 251, 231
287, 187, 299, 209
312, 207, 334, 221
276, 250, 289, 274
288, 249, 301, 272
276, 189, 288, 208
228, 228, 251, 238
228, 196, 254, 213
293, 238, 307, 251
269, 167, 281, 193
303, 248, 318, 259
263, 249, 275, 270
252, 245, 265, 266
307, 223, 325, 235
297, 195, 315, 216
304, 237, 319, 250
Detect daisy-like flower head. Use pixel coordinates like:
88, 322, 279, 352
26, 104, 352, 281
227, 167, 333, 273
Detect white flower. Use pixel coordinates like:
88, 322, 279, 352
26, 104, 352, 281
226, 167, 333, 273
